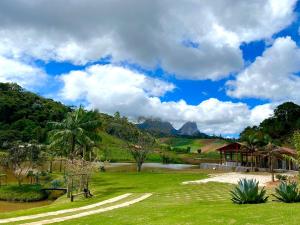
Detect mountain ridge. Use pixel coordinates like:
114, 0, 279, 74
137, 119, 209, 138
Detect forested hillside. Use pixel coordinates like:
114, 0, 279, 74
240, 102, 300, 144
0, 82, 147, 152
0, 83, 70, 145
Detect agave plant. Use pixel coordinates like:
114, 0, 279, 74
230, 179, 268, 204
273, 181, 300, 203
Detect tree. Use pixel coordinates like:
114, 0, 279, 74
2, 141, 43, 185
292, 131, 300, 177
129, 133, 155, 172
260, 135, 279, 182
242, 134, 260, 171
48, 107, 101, 160
240, 102, 300, 145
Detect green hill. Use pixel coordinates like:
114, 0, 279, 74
0, 83, 69, 144
159, 137, 227, 153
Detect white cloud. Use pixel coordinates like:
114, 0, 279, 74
227, 37, 300, 103
0, 55, 47, 89
0, 0, 296, 80
59, 64, 272, 135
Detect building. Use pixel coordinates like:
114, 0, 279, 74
200, 142, 297, 172
215, 142, 297, 171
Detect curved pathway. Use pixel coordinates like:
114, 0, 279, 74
0, 193, 152, 225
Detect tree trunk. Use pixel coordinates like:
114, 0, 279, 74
251, 152, 254, 171
49, 160, 53, 173
70, 135, 75, 162
17, 178, 22, 186
270, 155, 275, 182
59, 159, 63, 172
137, 162, 142, 172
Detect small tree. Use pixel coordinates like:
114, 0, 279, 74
2, 141, 43, 185
129, 133, 155, 172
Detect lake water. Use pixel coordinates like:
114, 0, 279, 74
107, 162, 197, 170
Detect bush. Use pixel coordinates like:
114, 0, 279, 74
172, 147, 190, 154
0, 184, 47, 202
161, 153, 174, 164
276, 174, 288, 181
273, 181, 300, 203
50, 179, 64, 188
230, 179, 268, 204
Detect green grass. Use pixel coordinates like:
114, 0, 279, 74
98, 131, 133, 162
0, 184, 47, 202
3, 169, 300, 224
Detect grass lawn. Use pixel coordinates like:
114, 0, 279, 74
1, 167, 300, 224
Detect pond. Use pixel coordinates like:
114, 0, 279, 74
0, 200, 53, 212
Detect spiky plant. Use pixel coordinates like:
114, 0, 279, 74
230, 179, 268, 204
273, 181, 300, 203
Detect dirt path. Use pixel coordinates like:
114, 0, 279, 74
0, 193, 151, 225
182, 172, 292, 186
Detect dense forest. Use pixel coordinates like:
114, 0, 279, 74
0, 83, 143, 148
240, 102, 300, 145
0, 83, 70, 145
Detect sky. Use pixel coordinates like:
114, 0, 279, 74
1, 0, 300, 137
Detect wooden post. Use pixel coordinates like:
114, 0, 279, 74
220, 151, 223, 164
251, 152, 254, 171
236, 144, 239, 166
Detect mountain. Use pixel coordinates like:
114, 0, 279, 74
137, 119, 177, 136
138, 119, 209, 138
178, 122, 200, 136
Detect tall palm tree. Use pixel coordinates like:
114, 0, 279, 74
48, 107, 101, 160
243, 135, 259, 171
260, 135, 279, 182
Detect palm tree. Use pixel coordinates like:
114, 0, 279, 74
48, 107, 101, 160
242, 135, 259, 171
260, 135, 278, 182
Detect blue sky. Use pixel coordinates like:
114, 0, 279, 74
1, 0, 300, 136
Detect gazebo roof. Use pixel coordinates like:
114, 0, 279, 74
215, 142, 252, 153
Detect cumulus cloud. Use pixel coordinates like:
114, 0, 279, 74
227, 37, 300, 103
0, 55, 47, 89
0, 0, 296, 80
59, 64, 272, 135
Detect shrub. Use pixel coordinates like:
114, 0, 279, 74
50, 179, 64, 188
172, 147, 189, 154
161, 153, 173, 164
273, 181, 300, 203
0, 184, 47, 202
230, 179, 268, 204
276, 174, 288, 181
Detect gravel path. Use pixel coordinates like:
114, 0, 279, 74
182, 172, 277, 186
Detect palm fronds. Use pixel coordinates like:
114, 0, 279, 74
230, 178, 268, 204
273, 181, 300, 203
